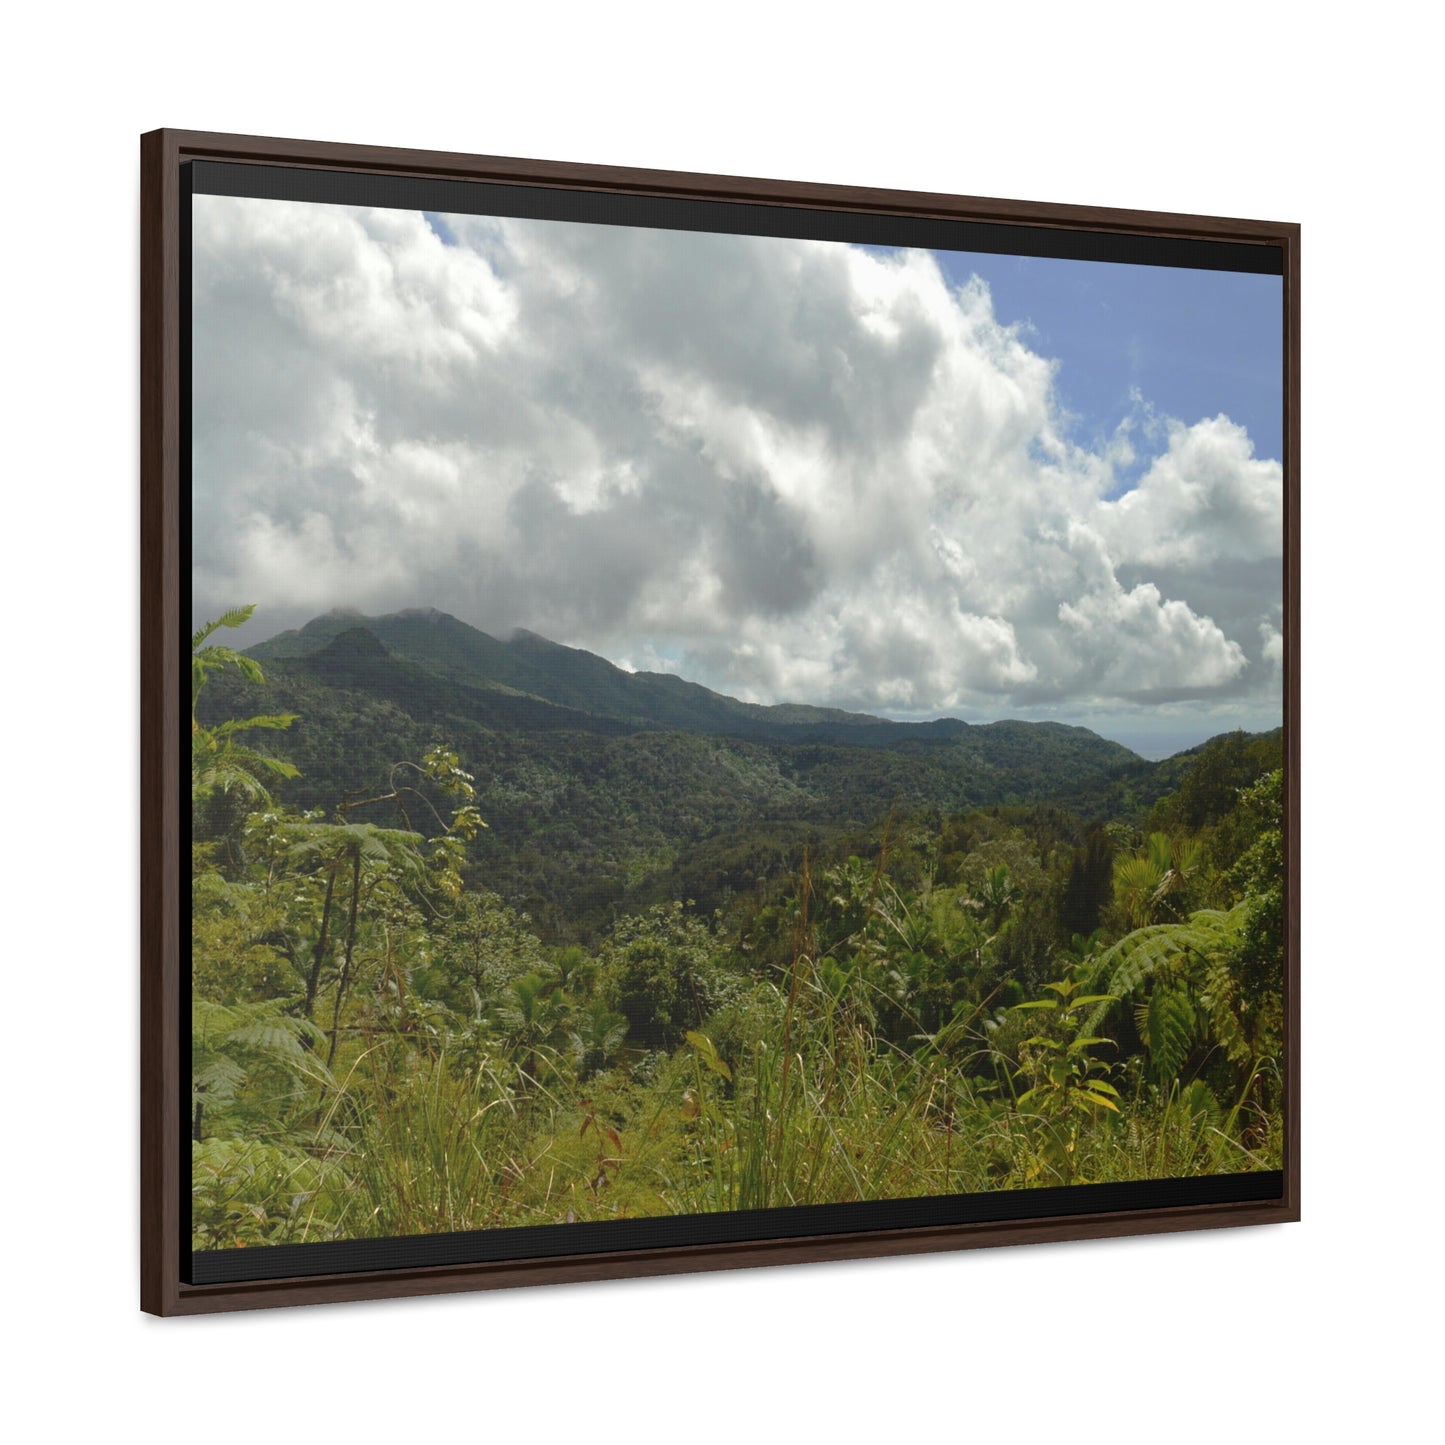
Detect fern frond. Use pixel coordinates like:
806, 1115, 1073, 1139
215, 604, 256, 633
191, 604, 255, 653
211, 712, 300, 735
1143, 986, 1200, 1085
193, 754, 297, 802
1203, 956, 1252, 1065
192, 1056, 247, 1104
1082, 904, 1248, 1035
192, 1000, 332, 1083
228, 1015, 326, 1060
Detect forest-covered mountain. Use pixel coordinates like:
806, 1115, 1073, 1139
199, 608, 1281, 939
250, 607, 1134, 749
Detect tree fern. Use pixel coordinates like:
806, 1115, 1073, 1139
1082, 904, 1249, 1037
1077, 904, 1251, 1093
191, 998, 332, 1140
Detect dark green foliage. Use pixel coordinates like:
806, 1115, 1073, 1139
1060, 828, 1115, 939
415, 891, 548, 1008
190, 607, 1287, 1245
200, 610, 1184, 937
1226, 768, 1285, 1007
1139, 986, 1201, 1086
568, 1000, 629, 1077
191, 998, 331, 1142
599, 903, 726, 1050
1148, 729, 1283, 835
192, 1137, 342, 1250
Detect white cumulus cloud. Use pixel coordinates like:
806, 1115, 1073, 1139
191, 195, 1284, 739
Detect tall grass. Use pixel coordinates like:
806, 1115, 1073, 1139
657, 870, 997, 1214
320, 1040, 535, 1237
655, 985, 1281, 1216
217, 878, 1281, 1243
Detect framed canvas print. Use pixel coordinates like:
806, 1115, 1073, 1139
141, 129, 1299, 1315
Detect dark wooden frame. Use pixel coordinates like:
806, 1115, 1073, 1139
142, 128, 1300, 1316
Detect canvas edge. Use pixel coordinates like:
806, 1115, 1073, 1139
140, 127, 1301, 1317
167, 1198, 1297, 1316
141, 127, 184, 1317
1283, 224, 1301, 1222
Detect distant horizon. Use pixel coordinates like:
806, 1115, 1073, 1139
216, 601, 1281, 763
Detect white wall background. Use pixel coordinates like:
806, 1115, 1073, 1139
4, 3, 1436, 1439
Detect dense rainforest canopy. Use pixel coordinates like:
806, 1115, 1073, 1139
192, 607, 1284, 1250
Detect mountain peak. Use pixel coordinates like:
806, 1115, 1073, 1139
300, 606, 364, 632
316, 625, 389, 658
392, 607, 461, 625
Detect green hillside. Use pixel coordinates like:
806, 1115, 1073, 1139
201, 610, 1193, 934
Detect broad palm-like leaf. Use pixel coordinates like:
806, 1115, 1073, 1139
496, 972, 568, 1052
964, 864, 1023, 934
569, 1000, 629, 1075
1112, 834, 1205, 928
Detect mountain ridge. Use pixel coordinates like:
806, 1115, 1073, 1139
248, 608, 1138, 756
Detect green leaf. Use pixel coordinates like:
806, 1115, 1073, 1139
685, 1030, 732, 1081
212, 713, 299, 734
191, 604, 255, 653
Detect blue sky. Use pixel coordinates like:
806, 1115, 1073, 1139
931, 249, 1283, 471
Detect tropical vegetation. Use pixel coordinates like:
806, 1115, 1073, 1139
191, 607, 1285, 1250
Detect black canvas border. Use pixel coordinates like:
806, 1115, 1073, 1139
190, 159, 1282, 275
190, 1170, 1282, 1284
